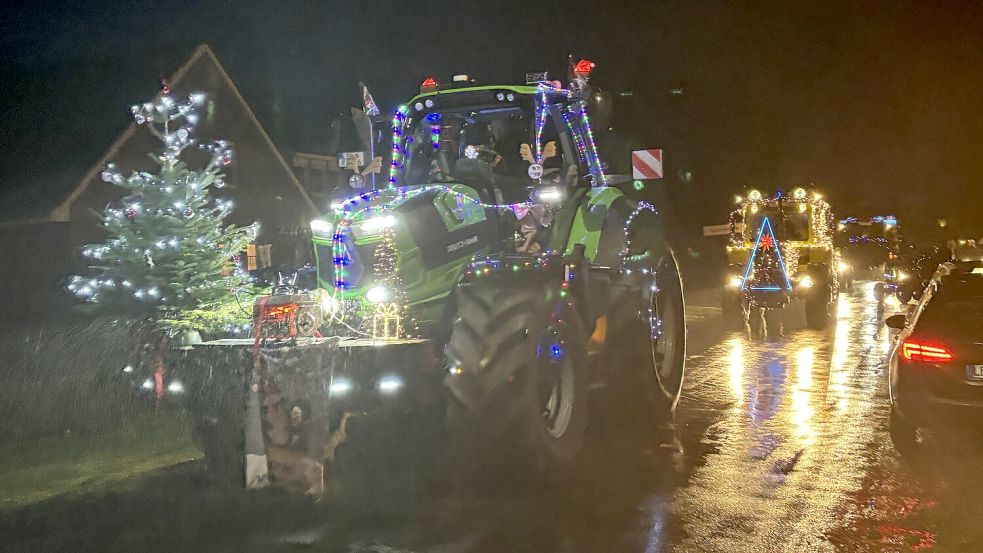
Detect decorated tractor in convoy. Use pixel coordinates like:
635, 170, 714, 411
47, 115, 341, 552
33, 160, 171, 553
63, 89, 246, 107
235, 63, 686, 486
835, 215, 902, 292
722, 187, 840, 336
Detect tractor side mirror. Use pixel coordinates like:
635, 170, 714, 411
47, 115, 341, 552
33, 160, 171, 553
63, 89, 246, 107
885, 314, 906, 330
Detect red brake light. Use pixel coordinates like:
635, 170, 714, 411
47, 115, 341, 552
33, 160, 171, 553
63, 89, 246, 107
573, 59, 595, 76
901, 339, 954, 363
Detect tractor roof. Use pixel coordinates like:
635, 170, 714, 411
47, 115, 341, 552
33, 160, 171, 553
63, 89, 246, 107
407, 84, 566, 106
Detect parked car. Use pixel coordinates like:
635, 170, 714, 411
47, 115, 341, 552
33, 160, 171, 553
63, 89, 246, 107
886, 262, 983, 455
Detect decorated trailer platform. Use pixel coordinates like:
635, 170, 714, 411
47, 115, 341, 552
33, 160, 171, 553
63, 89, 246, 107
178, 335, 442, 495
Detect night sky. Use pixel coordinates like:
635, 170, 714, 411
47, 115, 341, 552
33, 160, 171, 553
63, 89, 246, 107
2, 0, 981, 238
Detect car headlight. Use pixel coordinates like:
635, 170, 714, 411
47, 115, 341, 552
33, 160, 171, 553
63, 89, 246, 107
798, 275, 814, 288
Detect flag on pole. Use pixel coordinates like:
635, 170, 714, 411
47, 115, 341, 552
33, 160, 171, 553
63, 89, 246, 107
359, 81, 380, 117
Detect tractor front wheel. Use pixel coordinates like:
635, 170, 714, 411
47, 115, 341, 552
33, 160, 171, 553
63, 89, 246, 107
443, 282, 589, 485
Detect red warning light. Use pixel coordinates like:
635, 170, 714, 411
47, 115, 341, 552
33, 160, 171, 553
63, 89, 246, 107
573, 59, 595, 75
420, 77, 438, 92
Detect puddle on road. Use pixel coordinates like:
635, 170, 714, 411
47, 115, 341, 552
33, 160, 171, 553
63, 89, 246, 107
668, 286, 896, 552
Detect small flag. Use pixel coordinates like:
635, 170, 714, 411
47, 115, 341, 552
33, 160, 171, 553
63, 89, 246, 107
360, 81, 380, 117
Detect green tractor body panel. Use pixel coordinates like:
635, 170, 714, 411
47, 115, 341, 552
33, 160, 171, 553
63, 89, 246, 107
312, 183, 492, 327
560, 186, 625, 261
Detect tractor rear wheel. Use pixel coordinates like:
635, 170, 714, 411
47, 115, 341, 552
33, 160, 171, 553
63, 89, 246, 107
443, 282, 589, 484
722, 290, 745, 329
805, 287, 835, 329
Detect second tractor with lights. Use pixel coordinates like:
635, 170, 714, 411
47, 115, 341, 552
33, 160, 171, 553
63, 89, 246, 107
723, 187, 841, 335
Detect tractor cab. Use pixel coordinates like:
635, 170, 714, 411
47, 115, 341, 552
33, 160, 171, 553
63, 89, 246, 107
307, 65, 621, 339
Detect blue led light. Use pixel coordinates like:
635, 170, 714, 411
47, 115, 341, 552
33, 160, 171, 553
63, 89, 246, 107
741, 216, 792, 292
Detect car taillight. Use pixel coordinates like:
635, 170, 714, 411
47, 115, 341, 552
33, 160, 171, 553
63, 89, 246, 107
900, 339, 954, 363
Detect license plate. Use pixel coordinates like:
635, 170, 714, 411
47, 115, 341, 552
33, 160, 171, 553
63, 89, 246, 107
967, 365, 983, 380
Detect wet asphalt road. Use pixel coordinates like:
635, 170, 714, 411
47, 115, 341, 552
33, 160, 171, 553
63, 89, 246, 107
4, 282, 983, 552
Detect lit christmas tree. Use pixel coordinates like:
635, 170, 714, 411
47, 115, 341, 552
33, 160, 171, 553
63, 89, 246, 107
70, 86, 257, 333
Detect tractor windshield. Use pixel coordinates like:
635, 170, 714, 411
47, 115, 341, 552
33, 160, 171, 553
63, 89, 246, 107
745, 205, 810, 242
400, 94, 571, 200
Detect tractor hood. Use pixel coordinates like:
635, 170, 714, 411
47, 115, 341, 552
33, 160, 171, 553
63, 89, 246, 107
310, 183, 495, 327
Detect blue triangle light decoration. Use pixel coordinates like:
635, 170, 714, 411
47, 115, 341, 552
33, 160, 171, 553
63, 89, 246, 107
741, 216, 793, 292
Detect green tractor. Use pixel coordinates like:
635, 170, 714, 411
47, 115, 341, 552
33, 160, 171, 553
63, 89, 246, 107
307, 69, 686, 477
187, 68, 686, 488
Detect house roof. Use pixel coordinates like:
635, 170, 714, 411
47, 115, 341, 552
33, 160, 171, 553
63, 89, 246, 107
31, 44, 316, 223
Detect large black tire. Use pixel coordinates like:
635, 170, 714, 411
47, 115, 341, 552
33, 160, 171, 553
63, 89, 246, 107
722, 290, 745, 330
604, 251, 686, 430
640, 253, 687, 415
443, 282, 589, 484
805, 288, 835, 329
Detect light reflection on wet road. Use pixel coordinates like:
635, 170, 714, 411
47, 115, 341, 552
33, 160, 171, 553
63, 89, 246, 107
670, 286, 892, 552
5, 283, 983, 552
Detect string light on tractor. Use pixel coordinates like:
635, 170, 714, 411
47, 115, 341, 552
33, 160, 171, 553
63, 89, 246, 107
388, 105, 409, 187
741, 216, 793, 292
427, 112, 441, 151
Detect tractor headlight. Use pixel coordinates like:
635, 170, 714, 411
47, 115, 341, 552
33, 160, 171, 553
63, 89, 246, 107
310, 219, 332, 236
727, 275, 743, 288
837, 261, 851, 273
747, 189, 762, 202
378, 375, 403, 394
366, 285, 390, 303
329, 377, 353, 396
798, 275, 814, 288
316, 290, 339, 314
352, 214, 396, 238
896, 270, 909, 282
